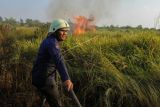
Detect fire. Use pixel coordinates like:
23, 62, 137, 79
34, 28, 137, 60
73, 15, 96, 35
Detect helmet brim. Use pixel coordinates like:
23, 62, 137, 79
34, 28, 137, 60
58, 27, 70, 31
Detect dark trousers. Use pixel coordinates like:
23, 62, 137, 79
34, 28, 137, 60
39, 76, 62, 107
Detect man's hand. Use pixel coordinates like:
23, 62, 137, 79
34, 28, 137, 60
63, 80, 73, 91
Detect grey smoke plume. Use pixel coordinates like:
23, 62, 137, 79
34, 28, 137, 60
47, 0, 121, 25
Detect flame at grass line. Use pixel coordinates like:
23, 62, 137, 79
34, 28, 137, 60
73, 15, 96, 35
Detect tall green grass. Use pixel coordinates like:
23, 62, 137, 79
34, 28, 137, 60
0, 26, 160, 107
62, 29, 160, 107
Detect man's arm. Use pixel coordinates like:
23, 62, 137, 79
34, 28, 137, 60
48, 39, 73, 91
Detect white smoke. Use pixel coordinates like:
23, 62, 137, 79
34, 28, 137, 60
47, 0, 121, 25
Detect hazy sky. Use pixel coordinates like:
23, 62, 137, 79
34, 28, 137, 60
0, 0, 160, 28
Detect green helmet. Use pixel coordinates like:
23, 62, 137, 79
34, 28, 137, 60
49, 19, 70, 33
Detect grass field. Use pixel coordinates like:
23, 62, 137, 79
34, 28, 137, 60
0, 23, 160, 107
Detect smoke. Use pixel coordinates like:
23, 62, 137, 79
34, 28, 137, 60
47, 0, 121, 25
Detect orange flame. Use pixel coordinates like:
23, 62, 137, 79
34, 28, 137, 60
73, 15, 96, 35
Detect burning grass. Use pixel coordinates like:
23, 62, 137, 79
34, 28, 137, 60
72, 15, 96, 35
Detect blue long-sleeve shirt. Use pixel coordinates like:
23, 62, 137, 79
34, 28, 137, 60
32, 34, 70, 87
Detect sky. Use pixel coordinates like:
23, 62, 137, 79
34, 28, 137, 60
0, 0, 160, 28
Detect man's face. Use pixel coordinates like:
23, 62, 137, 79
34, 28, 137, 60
56, 28, 69, 41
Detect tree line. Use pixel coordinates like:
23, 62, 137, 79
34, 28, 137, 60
0, 16, 49, 27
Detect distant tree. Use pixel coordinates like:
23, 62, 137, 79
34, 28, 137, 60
110, 25, 115, 28
25, 19, 42, 26
32, 20, 41, 26
0, 16, 3, 22
121, 25, 132, 29
136, 25, 143, 29
25, 18, 33, 26
20, 19, 24, 26
4, 17, 17, 25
